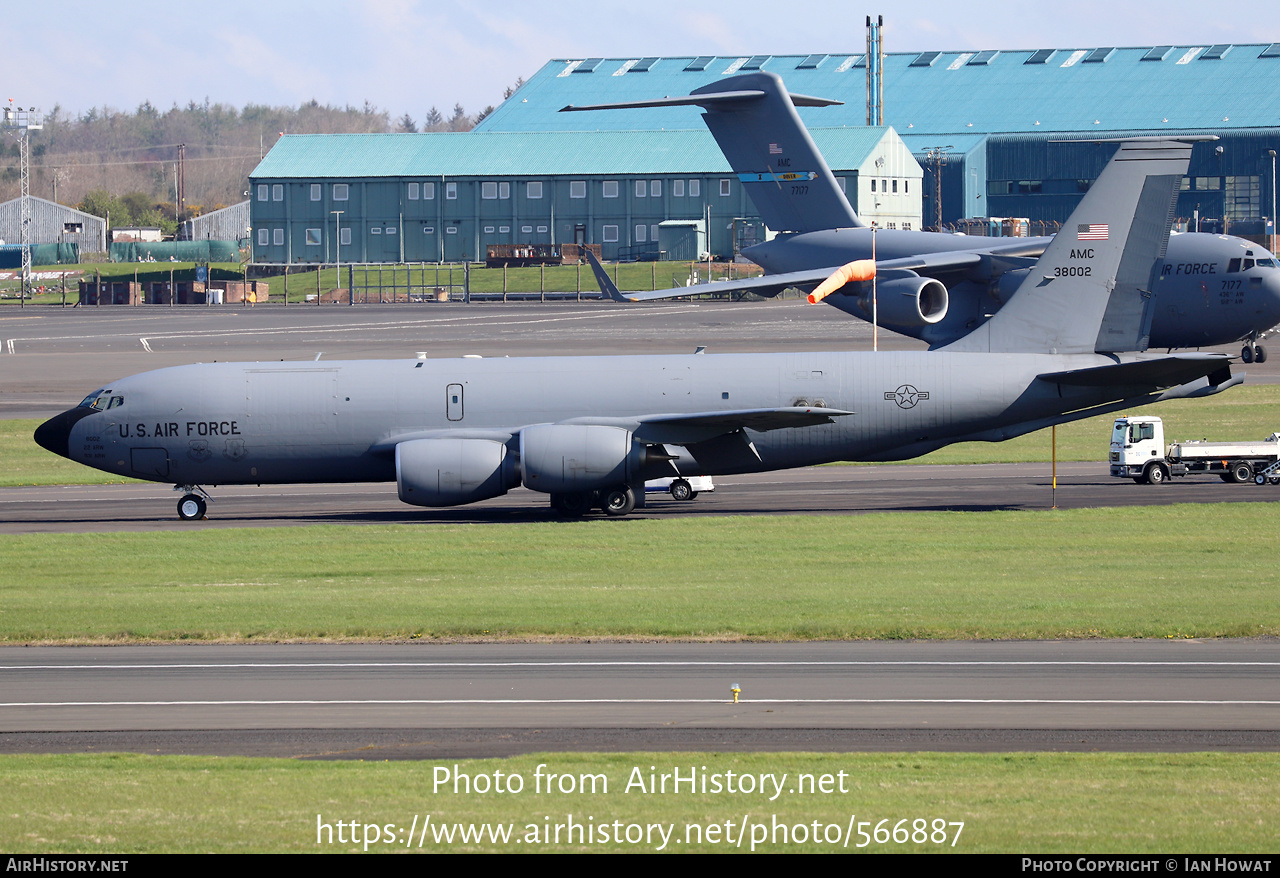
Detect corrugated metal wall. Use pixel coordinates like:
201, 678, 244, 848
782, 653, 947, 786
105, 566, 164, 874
0, 197, 106, 252
181, 201, 250, 242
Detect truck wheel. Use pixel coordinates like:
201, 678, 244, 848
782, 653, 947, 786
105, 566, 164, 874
1256, 474, 1268, 486
1145, 464, 1167, 485
1232, 462, 1254, 483
1219, 473, 1235, 483
669, 479, 693, 501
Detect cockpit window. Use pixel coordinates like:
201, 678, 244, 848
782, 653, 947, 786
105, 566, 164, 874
1228, 258, 1241, 273
1243, 259, 1256, 271
77, 390, 120, 411
1257, 257, 1278, 269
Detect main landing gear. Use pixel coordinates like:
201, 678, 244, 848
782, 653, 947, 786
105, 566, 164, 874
550, 485, 638, 518
174, 485, 212, 521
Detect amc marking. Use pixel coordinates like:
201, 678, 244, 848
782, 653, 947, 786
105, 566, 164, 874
884, 385, 931, 409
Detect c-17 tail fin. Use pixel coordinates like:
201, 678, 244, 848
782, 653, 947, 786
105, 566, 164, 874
561, 71, 862, 235
944, 137, 1209, 355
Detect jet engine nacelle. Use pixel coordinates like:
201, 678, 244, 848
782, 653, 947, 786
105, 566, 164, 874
519, 423, 645, 494
860, 276, 949, 327
395, 437, 518, 507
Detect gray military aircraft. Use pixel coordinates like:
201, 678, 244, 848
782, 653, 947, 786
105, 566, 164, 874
34, 136, 1238, 519
563, 72, 1280, 362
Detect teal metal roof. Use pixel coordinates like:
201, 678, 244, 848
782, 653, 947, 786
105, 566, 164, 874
250, 127, 892, 179
477, 45, 1280, 137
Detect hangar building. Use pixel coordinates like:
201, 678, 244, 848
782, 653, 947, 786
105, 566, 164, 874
249, 43, 1280, 263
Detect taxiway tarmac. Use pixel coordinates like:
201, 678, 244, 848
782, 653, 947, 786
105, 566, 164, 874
3, 641, 1279, 758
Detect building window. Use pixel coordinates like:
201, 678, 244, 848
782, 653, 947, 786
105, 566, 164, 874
257, 184, 268, 202
871, 179, 877, 192
386, 226, 396, 236
719, 179, 730, 197
603, 224, 619, 242
904, 180, 909, 194
408, 182, 420, 200
305, 228, 321, 245
333, 183, 349, 201
273, 228, 284, 246
424, 226, 434, 234
423, 182, 435, 199
257, 228, 269, 246
635, 180, 647, 198
446, 182, 457, 199
499, 181, 510, 199
635, 224, 646, 242
673, 180, 685, 197
522, 225, 533, 234
603, 180, 619, 198
310, 183, 321, 201
527, 181, 543, 199
536, 225, 548, 233
371, 227, 381, 235
340, 228, 351, 246
570, 180, 586, 198
650, 224, 658, 242
650, 180, 661, 197
483, 226, 494, 234
499, 225, 509, 234
482, 182, 498, 199
903, 222, 912, 230
446, 227, 457, 235
272, 184, 283, 201
892, 179, 898, 193
689, 180, 700, 197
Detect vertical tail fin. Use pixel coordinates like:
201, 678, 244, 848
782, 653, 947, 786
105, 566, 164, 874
943, 138, 1202, 354
561, 72, 861, 234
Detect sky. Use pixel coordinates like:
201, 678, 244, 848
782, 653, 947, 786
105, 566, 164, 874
7, 0, 1278, 124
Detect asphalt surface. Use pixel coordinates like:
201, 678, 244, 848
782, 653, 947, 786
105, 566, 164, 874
4, 641, 1279, 758
2, 300, 1278, 757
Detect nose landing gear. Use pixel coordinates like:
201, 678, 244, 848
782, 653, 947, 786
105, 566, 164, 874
174, 485, 212, 521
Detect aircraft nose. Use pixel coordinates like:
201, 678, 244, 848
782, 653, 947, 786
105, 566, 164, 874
33, 408, 94, 459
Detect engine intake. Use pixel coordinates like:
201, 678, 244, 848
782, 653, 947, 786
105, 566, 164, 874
860, 276, 949, 327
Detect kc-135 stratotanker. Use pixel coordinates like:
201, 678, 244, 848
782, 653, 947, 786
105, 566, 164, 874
35, 137, 1239, 519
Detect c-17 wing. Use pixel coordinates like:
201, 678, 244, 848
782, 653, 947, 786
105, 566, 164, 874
585, 245, 1045, 304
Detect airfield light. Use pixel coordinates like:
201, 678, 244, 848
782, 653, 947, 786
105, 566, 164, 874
730, 683, 741, 704
3, 101, 44, 302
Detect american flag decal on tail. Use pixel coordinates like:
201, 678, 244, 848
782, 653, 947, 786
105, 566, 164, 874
768, 143, 783, 154
1077, 223, 1109, 241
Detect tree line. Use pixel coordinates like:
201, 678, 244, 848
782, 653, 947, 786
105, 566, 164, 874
0, 78, 523, 234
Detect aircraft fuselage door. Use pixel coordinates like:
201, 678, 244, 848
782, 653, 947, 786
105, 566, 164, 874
446, 383, 464, 421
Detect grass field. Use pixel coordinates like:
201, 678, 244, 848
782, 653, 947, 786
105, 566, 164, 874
2, 505, 1276, 644
3, 751, 1274, 853
0, 260, 761, 305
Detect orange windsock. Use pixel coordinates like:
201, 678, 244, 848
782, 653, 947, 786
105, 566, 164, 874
806, 259, 876, 304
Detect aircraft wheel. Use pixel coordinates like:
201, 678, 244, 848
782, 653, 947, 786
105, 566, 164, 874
1232, 462, 1254, 483
554, 492, 592, 517
1255, 345, 1268, 364
669, 479, 693, 501
1241, 345, 1254, 363
177, 494, 206, 521
601, 486, 636, 517
1145, 463, 1167, 485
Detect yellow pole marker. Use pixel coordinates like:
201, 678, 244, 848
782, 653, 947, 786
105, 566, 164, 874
731, 683, 742, 704
806, 259, 876, 305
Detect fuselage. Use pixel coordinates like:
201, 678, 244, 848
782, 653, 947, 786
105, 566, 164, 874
37, 349, 1177, 489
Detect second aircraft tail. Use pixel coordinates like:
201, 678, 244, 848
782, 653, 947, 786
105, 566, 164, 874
561, 72, 861, 235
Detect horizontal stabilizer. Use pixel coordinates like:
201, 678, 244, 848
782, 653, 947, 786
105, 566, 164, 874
1038, 354, 1232, 389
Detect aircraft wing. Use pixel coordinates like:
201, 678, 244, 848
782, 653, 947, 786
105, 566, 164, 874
586, 245, 1047, 304
564, 405, 854, 445
1037, 353, 1233, 389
